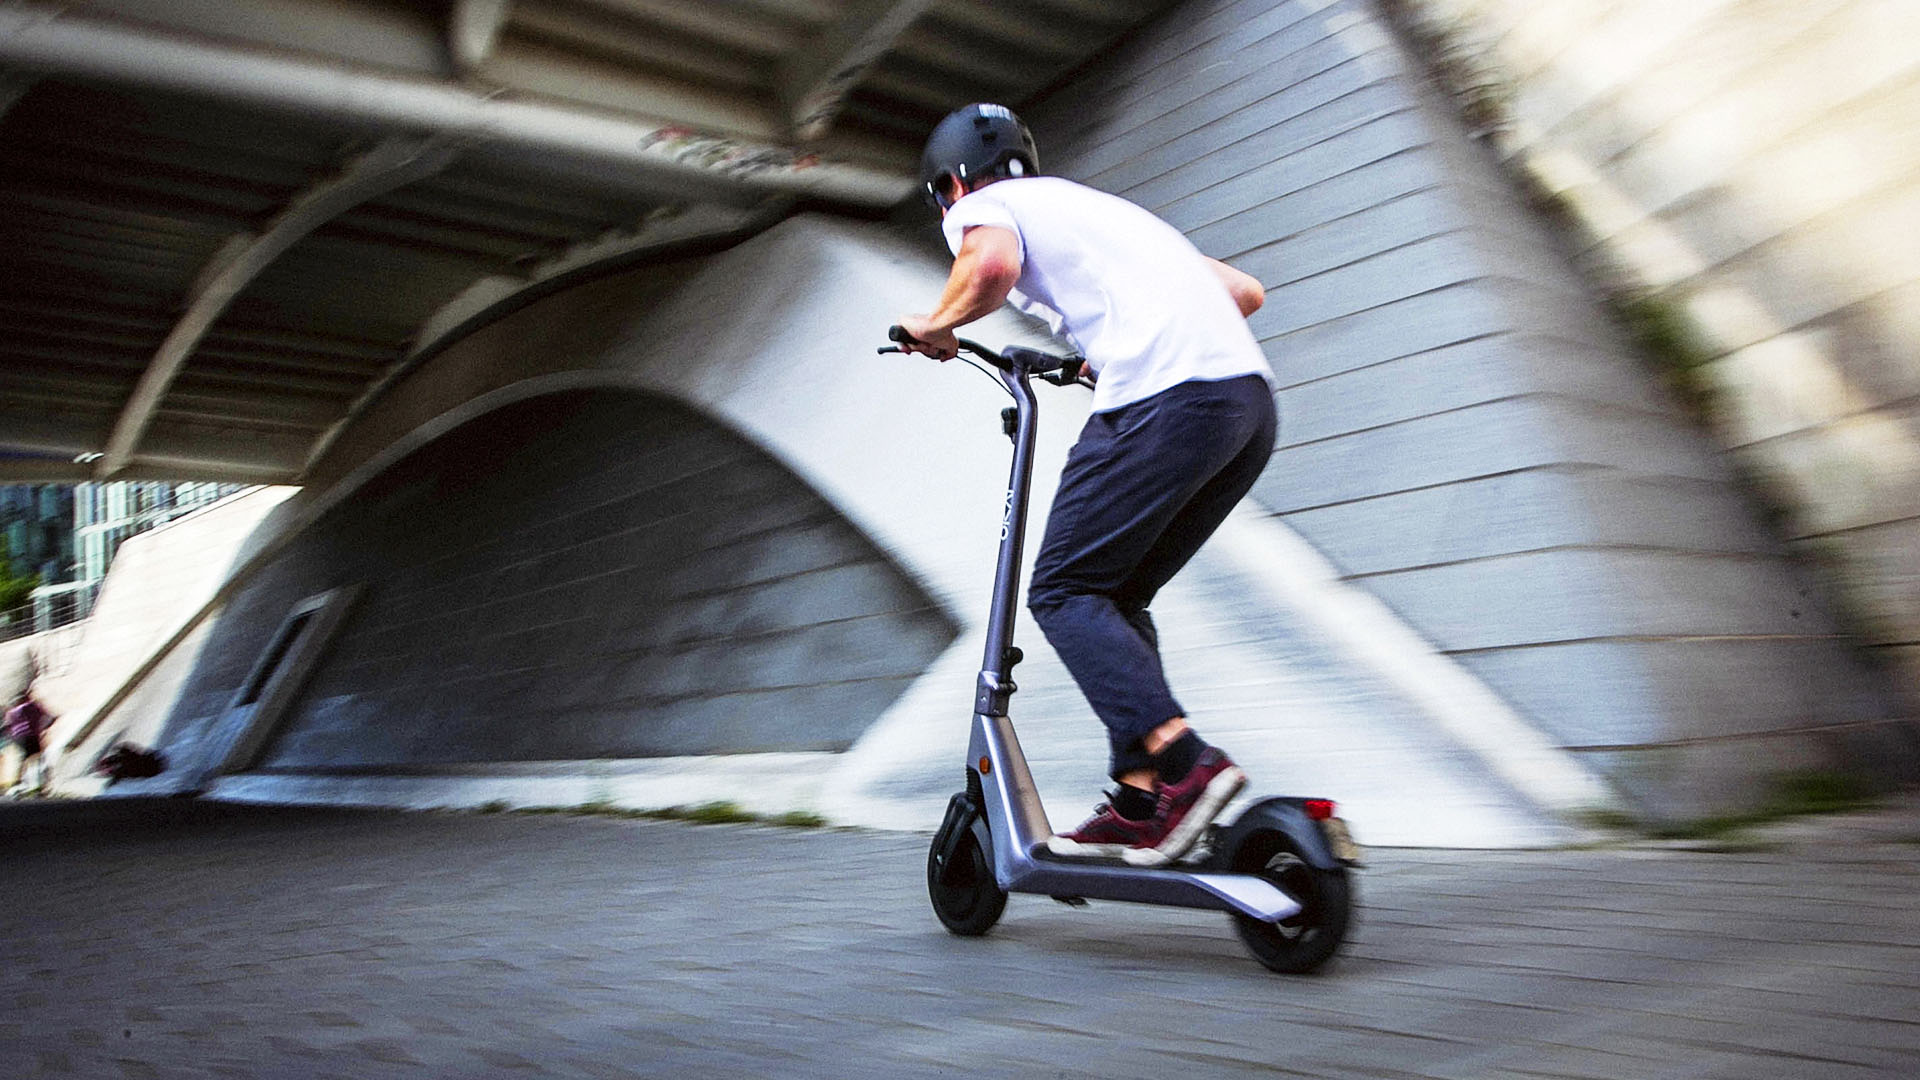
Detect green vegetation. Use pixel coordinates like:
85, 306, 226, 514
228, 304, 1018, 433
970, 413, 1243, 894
1383, 1, 1896, 653
0, 536, 40, 617
1377, 0, 1514, 138
1668, 835, 1784, 855
1570, 807, 1640, 834
678, 801, 762, 825
1582, 770, 1878, 844
1379, 4, 1732, 428
503, 799, 828, 829
1610, 291, 1718, 419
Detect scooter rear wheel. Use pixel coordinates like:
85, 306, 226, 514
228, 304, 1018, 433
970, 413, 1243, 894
927, 827, 1007, 936
1228, 830, 1352, 974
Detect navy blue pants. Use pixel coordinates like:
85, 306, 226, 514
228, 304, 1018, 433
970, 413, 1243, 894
1027, 374, 1278, 780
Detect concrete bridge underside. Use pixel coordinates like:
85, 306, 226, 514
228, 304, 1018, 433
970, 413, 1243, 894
14, 0, 1915, 838
63, 217, 1599, 846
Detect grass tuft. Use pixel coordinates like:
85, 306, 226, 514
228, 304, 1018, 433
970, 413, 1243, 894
678, 801, 760, 825
499, 799, 829, 829
1572, 807, 1641, 833
1646, 770, 1876, 841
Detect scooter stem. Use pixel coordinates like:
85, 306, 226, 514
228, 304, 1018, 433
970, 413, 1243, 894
974, 363, 1039, 718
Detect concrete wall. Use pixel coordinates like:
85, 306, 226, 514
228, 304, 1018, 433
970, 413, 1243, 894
30, 0, 1910, 829
1410, 0, 1920, 719
89, 212, 1604, 847
1021, 0, 1912, 813
144, 386, 954, 785
15, 486, 298, 790
36, 487, 296, 727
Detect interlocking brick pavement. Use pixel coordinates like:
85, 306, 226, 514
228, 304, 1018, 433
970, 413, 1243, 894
1, 798, 1916, 1078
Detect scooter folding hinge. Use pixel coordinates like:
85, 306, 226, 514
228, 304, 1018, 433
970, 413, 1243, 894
974, 670, 1015, 716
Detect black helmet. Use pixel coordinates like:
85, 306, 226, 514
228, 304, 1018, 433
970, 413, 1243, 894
919, 103, 1039, 210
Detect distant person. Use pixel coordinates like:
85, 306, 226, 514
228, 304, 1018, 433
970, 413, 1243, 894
5, 691, 54, 796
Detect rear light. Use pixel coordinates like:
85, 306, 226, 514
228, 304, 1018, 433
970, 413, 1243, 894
1302, 799, 1335, 821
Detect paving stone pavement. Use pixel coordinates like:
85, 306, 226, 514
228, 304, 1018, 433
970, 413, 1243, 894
1, 797, 1917, 1080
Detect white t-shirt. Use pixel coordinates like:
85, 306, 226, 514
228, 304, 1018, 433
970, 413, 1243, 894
941, 176, 1273, 413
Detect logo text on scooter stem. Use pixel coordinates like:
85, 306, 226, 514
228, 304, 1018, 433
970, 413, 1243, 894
1000, 488, 1014, 541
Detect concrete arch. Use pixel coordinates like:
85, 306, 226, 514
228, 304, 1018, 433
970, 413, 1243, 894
149, 376, 957, 790
191, 214, 1605, 845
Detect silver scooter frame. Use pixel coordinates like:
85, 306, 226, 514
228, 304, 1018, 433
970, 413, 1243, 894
947, 337, 1301, 925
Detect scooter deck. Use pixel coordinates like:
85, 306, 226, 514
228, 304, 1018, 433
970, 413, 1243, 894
1028, 839, 1217, 870
1008, 844, 1300, 922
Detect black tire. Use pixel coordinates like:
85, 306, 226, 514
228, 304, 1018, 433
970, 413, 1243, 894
1228, 829, 1352, 974
927, 826, 1007, 936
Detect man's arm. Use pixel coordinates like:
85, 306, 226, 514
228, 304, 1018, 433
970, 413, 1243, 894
1207, 257, 1265, 318
898, 225, 1023, 358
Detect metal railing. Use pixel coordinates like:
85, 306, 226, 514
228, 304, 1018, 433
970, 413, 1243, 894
0, 582, 96, 643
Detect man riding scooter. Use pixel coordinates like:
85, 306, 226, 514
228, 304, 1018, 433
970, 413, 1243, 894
895, 103, 1276, 867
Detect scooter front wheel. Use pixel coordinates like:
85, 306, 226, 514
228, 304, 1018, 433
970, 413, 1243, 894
1228, 829, 1352, 973
927, 826, 1007, 936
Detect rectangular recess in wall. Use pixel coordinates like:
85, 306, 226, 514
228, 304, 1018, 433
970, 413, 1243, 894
214, 585, 361, 776
234, 608, 315, 706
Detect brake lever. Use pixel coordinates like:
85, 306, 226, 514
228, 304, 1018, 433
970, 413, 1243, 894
1038, 356, 1087, 386
877, 346, 905, 355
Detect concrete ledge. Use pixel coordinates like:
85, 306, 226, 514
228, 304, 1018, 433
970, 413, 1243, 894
1356, 547, 1830, 650
1574, 717, 1920, 821
1458, 637, 1895, 749
208, 753, 835, 817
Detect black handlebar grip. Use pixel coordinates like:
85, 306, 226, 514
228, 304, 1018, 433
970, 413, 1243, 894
888, 324, 916, 344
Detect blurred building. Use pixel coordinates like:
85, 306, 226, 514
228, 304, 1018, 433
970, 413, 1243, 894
1, 484, 73, 641
72, 481, 246, 586
0, 484, 73, 585
2, 482, 244, 635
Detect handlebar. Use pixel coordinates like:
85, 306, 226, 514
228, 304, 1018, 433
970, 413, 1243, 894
879, 325, 1090, 387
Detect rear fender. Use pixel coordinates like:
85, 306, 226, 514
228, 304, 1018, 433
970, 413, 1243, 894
1206, 796, 1347, 872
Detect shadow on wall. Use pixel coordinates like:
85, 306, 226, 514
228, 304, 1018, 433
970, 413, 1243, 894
145, 386, 956, 785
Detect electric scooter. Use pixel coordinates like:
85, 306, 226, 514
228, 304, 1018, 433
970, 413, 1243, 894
880, 327, 1359, 974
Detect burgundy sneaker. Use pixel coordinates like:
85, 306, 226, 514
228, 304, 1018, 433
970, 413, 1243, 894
1046, 800, 1161, 860
1137, 748, 1246, 867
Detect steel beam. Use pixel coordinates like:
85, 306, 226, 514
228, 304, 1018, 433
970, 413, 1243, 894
779, 0, 938, 141
929, 6, 1080, 60
0, 406, 108, 458
136, 426, 308, 476
0, 382, 122, 409
95, 137, 458, 478
59, 0, 448, 74
0, 459, 95, 483
297, 201, 765, 479
0, 68, 35, 118
0, 455, 299, 484
508, 3, 767, 93
0, 4, 914, 207
408, 202, 761, 361
448, 0, 512, 74
562, 0, 798, 56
